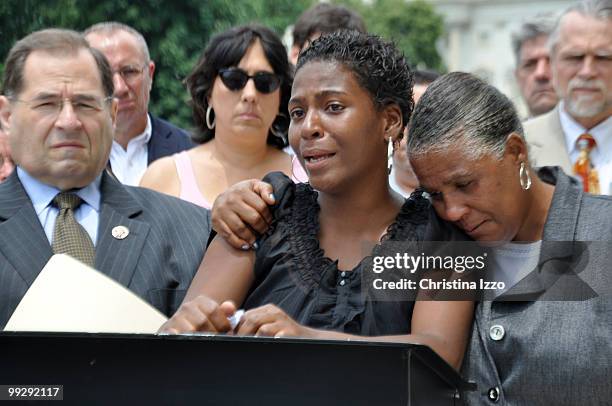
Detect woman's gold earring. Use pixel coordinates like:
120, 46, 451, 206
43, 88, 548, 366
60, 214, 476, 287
519, 162, 532, 190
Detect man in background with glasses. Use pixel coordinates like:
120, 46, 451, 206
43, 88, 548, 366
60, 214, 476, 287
84, 22, 193, 186
0, 28, 210, 329
524, 0, 612, 195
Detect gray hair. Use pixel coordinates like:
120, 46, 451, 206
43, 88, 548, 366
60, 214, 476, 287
511, 14, 555, 66
548, 0, 612, 54
83, 21, 151, 62
407, 72, 524, 161
2, 28, 114, 98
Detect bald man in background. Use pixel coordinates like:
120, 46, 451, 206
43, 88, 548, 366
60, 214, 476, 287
84, 22, 193, 186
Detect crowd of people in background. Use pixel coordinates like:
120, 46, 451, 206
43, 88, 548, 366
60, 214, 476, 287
0, 0, 610, 405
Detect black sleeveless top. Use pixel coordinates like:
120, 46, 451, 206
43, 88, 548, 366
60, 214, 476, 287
243, 172, 464, 336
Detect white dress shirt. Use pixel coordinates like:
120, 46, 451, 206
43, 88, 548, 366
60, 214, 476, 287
17, 167, 101, 246
559, 102, 612, 194
109, 114, 152, 186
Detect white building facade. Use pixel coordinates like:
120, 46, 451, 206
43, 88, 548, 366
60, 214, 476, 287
424, 0, 574, 117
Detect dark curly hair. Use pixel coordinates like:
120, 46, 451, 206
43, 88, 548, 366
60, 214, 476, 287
185, 24, 292, 148
296, 30, 414, 131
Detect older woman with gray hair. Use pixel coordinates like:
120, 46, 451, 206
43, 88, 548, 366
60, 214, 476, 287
408, 71, 612, 405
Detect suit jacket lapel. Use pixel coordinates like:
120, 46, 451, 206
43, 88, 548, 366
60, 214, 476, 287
147, 115, 172, 164
0, 172, 53, 285
95, 173, 150, 288
527, 107, 572, 173
540, 166, 581, 242
549, 107, 572, 172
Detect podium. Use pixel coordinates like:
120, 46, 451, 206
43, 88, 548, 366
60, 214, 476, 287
0, 332, 474, 405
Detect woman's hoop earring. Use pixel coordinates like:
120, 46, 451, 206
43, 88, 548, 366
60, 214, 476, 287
206, 106, 215, 130
270, 126, 283, 140
519, 162, 532, 190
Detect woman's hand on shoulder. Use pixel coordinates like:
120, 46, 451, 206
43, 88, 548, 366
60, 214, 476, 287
212, 179, 276, 250
159, 295, 237, 334
235, 304, 315, 338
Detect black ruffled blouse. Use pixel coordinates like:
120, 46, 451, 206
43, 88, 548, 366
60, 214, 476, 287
243, 172, 463, 336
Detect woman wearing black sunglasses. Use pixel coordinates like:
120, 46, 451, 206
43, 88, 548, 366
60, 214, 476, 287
161, 31, 473, 371
140, 25, 306, 208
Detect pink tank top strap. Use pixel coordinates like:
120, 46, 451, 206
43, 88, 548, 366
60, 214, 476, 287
173, 151, 212, 209
291, 155, 308, 183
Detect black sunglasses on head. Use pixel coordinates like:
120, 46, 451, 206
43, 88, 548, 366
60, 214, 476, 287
218, 68, 281, 94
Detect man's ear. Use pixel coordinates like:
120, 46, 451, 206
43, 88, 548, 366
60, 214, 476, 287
147, 60, 156, 88
110, 97, 118, 129
382, 103, 404, 143
0, 96, 12, 133
504, 132, 529, 165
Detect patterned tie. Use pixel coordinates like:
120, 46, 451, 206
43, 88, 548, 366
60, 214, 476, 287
573, 133, 600, 194
52, 192, 95, 267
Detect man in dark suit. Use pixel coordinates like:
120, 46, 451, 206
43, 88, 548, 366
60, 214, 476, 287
0, 28, 210, 329
84, 22, 193, 186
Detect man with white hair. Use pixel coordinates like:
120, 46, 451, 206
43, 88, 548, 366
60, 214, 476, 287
524, 0, 611, 194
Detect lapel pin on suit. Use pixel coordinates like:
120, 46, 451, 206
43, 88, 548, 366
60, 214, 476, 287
112, 225, 130, 240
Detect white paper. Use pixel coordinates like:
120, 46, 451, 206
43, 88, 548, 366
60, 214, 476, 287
228, 309, 245, 330
4, 254, 167, 334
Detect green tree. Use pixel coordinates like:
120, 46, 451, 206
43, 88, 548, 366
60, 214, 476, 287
338, 0, 445, 72
0, 0, 313, 129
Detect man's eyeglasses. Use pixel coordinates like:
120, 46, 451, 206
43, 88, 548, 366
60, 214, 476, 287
11, 96, 113, 119
218, 68, 281, 94
113, 65, 147, 83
